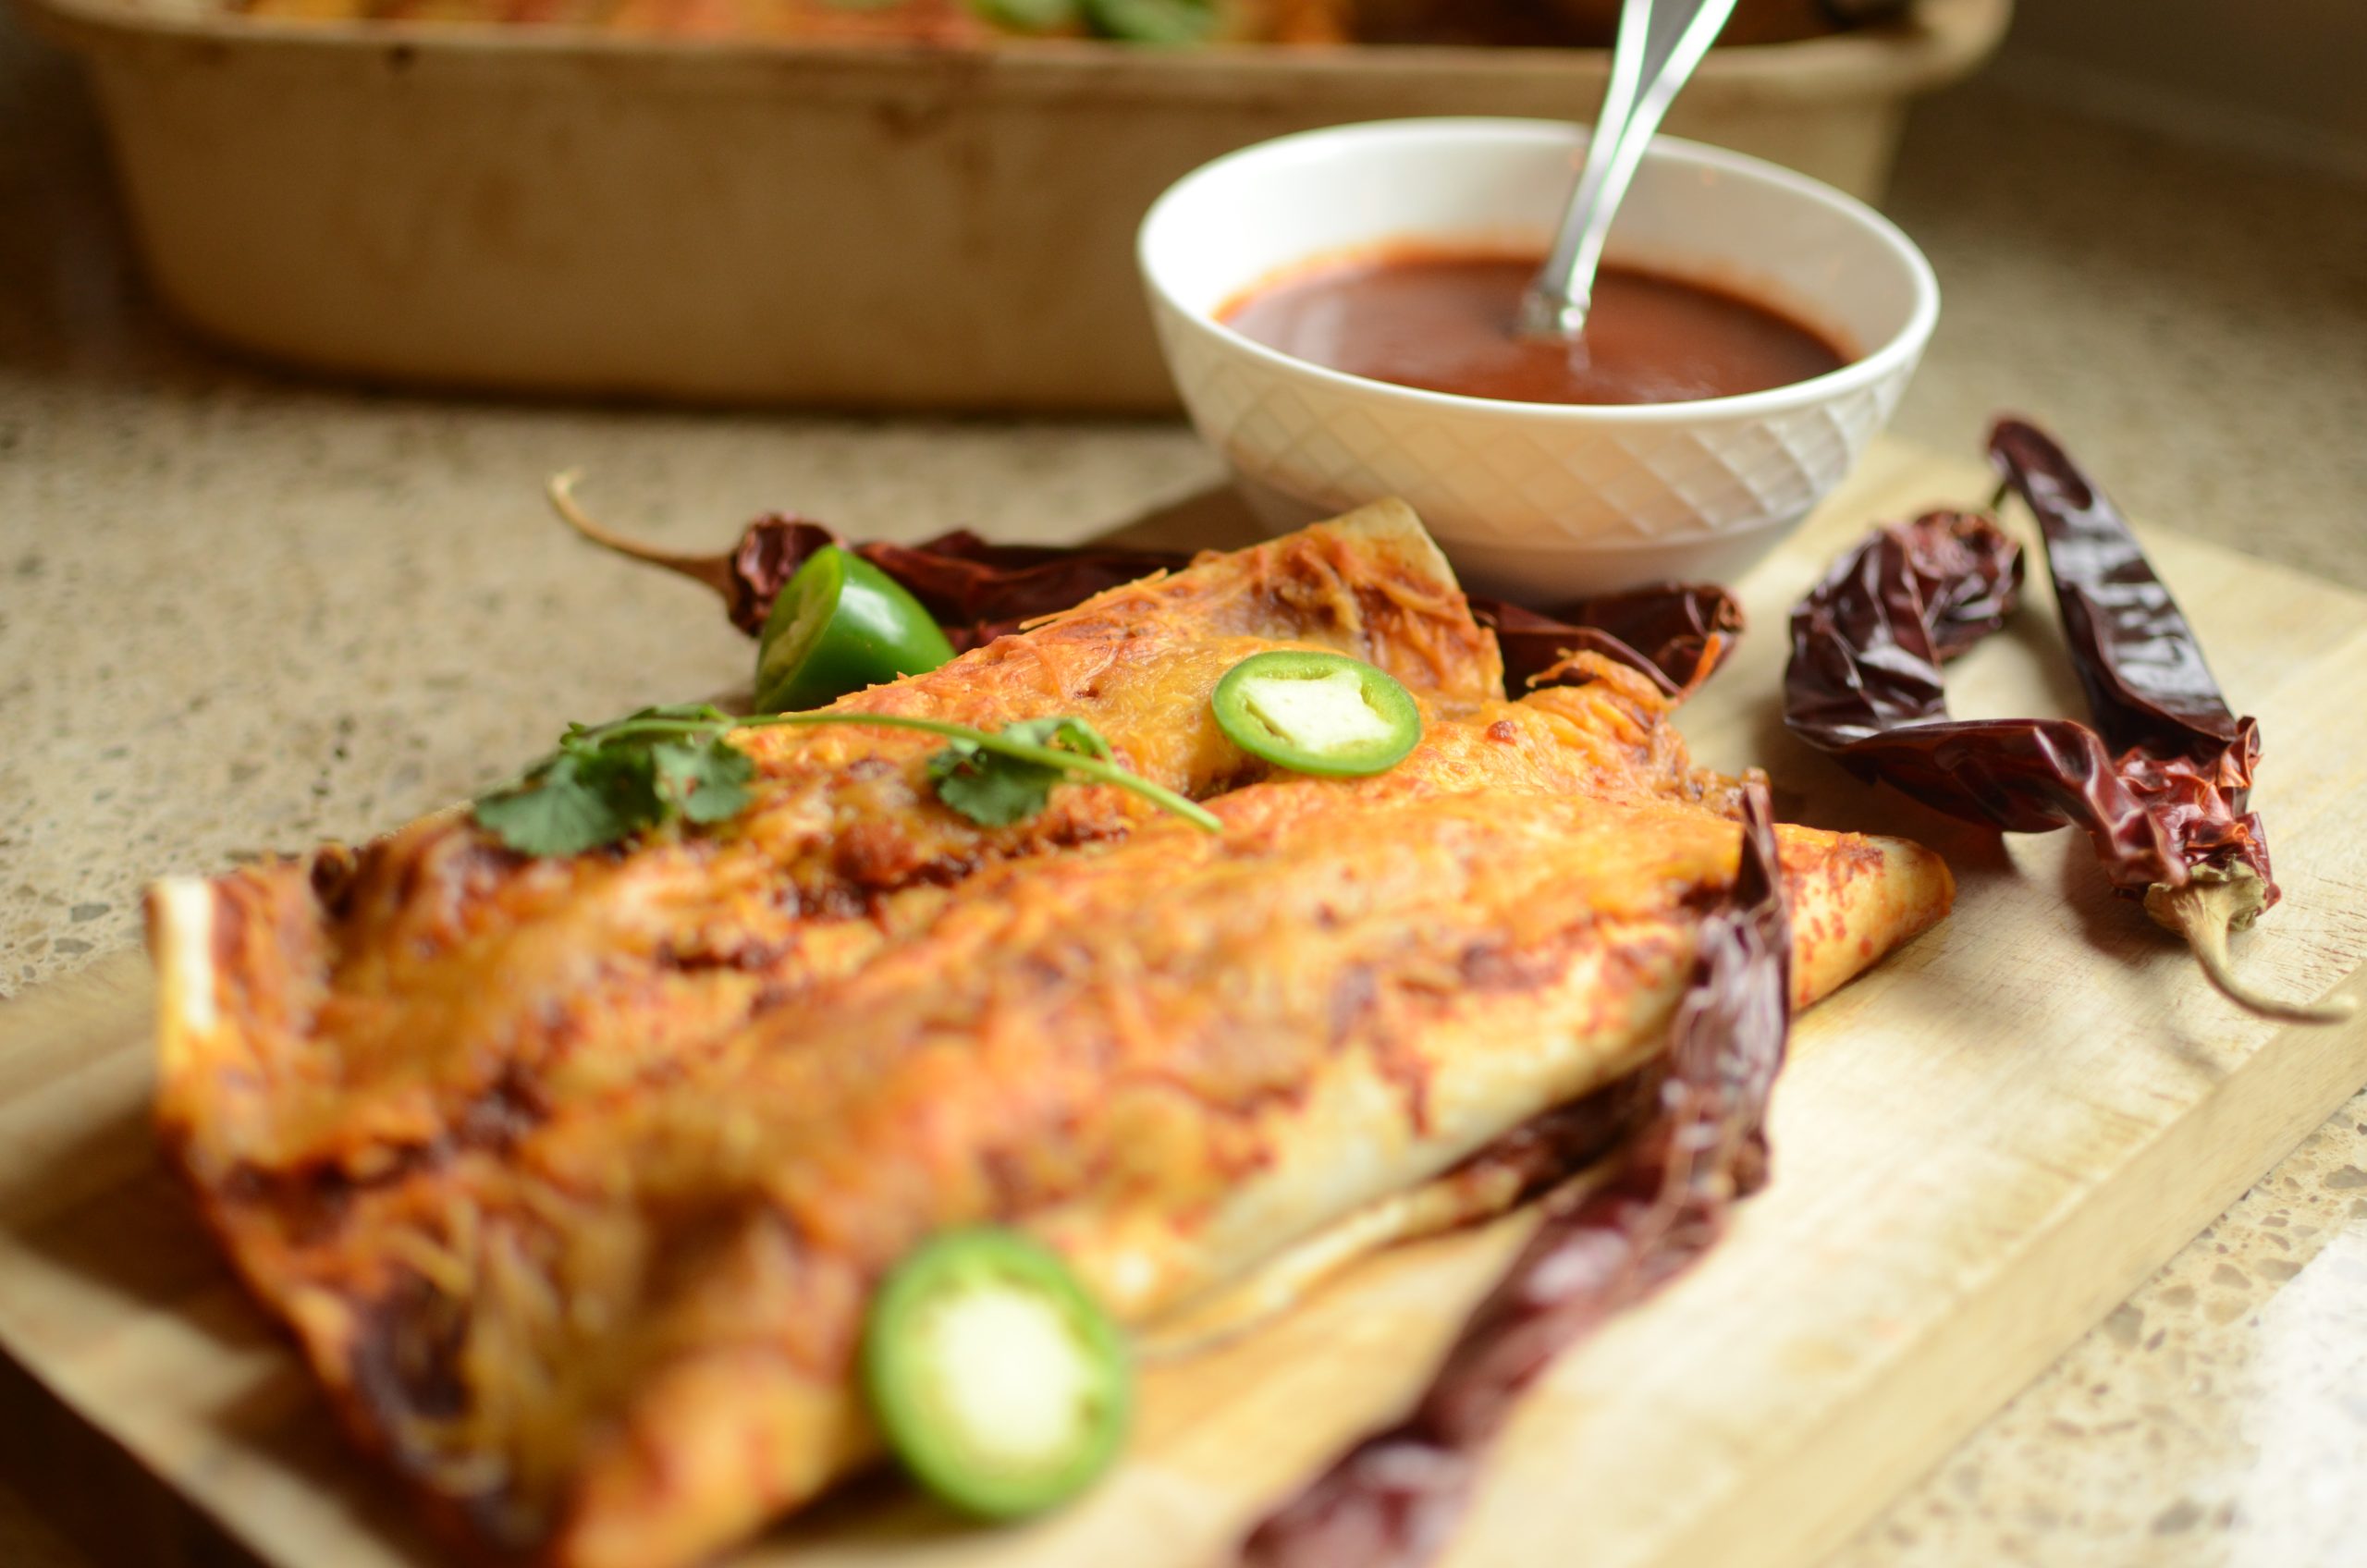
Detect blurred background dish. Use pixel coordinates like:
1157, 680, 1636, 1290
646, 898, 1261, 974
20, 0, 2004, 410
208, 0, 1912, 46
1138, 118, 1938, 597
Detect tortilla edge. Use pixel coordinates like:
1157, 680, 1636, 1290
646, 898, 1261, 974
1319, 496, 1463, 594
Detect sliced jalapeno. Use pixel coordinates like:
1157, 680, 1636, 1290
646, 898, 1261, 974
1211, 651, 1423, 777
754, 545, 956, 714
861, 1228, 1133, 1520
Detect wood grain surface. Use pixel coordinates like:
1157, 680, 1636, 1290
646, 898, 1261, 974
1, 436, 2362, 1568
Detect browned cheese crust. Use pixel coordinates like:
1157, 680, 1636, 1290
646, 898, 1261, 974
148, 514, 1950, 1568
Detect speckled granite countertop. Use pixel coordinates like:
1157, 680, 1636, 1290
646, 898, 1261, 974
4, 9, 2366, 1562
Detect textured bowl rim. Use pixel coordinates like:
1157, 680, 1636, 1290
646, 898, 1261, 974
1136, 116, 1940, 425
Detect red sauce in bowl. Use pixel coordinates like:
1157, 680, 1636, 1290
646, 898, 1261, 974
1217, 247, 1849, 407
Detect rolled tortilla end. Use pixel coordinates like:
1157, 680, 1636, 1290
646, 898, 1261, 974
1781, 827, 1955, 1010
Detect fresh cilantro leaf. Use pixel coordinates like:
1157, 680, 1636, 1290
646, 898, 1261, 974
925, 716, 1118, 827
473, 704, 1212, 858
474, 707, 746, 855
473, 754, 644, 858
926, 740, 1063, 827
653, 738, 756, 825
570, 738, 665, 820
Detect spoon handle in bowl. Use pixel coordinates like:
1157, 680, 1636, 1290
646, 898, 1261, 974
1520, 0, 1742, 340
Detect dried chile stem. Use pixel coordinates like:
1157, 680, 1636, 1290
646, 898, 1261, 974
548, 472, 840, 633
546, 472, 741, 601
2144, 871, 2358, 1024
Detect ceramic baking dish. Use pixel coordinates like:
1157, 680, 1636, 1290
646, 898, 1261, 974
21, 0, 2006, 410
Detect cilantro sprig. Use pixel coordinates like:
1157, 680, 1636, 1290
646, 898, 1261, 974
925, 716, 1111, 827
472, 704, 1220, 857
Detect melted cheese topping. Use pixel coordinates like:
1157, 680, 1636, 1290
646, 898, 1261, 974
145, 512, 1953, 1568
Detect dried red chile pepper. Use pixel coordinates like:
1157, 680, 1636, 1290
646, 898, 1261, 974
546, 475, 1745, 696
1240, 782, 1792, 1568
1478, 582, 1741, 696
547, 475, 1186, 647
1784, 419, 2349, 1023
863, 533, 1194, 648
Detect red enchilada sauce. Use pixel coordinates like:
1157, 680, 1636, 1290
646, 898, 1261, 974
1219, 247, 1848, 406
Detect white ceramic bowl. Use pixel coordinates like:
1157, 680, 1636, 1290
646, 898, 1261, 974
1137, 118, 1939, 597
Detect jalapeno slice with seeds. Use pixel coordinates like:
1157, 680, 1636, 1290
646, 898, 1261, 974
861, 1229, 1133, 1520
754, 545, 957, 714
1211, 651, 1423, 777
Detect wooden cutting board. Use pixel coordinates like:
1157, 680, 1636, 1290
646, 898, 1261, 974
4, 435, 2364, 1568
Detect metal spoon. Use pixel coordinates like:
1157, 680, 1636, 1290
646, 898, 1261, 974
1516, 0, 1742, 342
